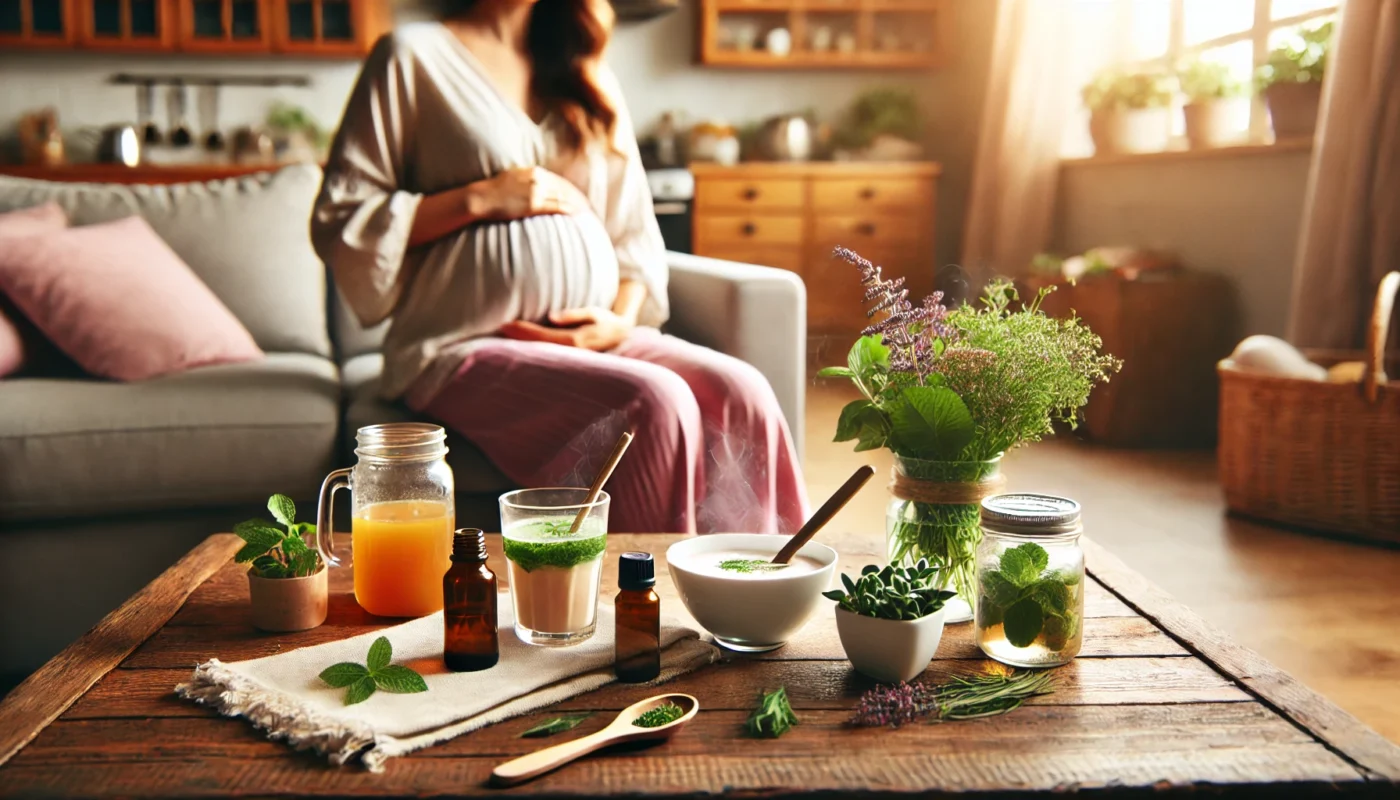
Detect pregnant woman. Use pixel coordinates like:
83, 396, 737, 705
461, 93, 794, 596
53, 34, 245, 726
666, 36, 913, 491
311, 0, 808, 534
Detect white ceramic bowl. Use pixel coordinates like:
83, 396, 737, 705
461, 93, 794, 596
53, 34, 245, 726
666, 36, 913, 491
834, 606, 947, 683
666, 533, 837, 652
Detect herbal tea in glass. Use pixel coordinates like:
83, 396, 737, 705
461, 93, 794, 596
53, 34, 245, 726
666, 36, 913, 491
499, 488, 609, 646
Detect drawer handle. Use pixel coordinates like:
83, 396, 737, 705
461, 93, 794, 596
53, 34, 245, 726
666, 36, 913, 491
859, 187, 877, 200
742, 187, 761, 200
857, 222, 876, 236
741, 222, 757, 236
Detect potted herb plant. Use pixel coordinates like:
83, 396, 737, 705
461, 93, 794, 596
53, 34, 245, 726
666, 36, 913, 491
1255, 20, 1333, 140
1081, 68, 1176, 154
236, 494, 328, 632
824, 560, 956, 683
818, 248, 1119, 621
1178, 58, 1249, 148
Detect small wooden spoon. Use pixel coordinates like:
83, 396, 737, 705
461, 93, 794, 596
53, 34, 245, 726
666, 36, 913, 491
490, 694, 699, 787
772, 464, 876, 564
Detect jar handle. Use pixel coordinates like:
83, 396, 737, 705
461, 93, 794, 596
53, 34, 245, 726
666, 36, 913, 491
315, 468, 352, 568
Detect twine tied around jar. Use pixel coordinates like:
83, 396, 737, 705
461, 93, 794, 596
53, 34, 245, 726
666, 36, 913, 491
888, 467, 1007, 505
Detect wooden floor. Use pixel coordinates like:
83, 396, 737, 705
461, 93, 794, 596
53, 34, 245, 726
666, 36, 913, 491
803, 383, 1400, 745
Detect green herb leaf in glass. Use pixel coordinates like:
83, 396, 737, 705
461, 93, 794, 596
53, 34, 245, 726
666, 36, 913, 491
1003, 599, 1044, 648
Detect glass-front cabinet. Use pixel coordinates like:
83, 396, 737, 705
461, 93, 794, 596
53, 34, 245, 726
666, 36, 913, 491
0, 0, 77, 48
3, 0, 385, 52
78, 0, 174, 49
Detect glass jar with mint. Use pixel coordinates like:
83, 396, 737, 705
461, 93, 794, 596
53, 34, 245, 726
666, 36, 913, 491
974, 494, 1084, 668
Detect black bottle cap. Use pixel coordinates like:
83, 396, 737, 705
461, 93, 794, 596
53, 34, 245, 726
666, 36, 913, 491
618, 552, 655, 590
453, 528, 488, 560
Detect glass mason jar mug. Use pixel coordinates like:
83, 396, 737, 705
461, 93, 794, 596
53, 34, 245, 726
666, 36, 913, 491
315, 423, 456, 618
974, 493, 1084, 668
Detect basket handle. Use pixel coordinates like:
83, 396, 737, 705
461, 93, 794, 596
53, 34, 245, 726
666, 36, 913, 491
1364, 271, 1400, 403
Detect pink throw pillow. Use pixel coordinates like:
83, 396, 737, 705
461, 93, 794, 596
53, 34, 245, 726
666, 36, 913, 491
0, 203, 70, 377
0, 215, 263, 381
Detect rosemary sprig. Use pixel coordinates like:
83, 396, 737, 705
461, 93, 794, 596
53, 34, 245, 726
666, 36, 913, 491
745, 687, 799, 738
849, 670, 1054, 728
719, 558, 785, 574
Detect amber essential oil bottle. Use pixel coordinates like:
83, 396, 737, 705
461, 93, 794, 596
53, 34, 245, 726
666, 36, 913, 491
615, 552, 661, 683
443, 528, 499, 672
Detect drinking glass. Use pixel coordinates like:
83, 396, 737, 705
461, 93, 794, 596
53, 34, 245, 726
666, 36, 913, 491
499, 488, 610, 647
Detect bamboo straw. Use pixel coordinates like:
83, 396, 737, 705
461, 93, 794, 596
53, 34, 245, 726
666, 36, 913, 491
570, 431, 635, 533
772, 464, 875, 564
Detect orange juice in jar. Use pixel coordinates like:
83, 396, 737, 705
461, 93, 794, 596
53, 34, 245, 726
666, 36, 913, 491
352, 499, 454, 617
316, 424, 456, 618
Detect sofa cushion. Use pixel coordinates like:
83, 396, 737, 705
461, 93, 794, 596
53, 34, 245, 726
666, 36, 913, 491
0, 353, 340, 521
341, 353, 515, 494
0, 165, 331, 358
0, 215, 264, 381
0, 202, 69, 377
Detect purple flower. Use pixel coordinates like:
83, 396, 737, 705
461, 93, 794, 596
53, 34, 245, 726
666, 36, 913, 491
849, 681, 938, 728
834, 246, 955, 383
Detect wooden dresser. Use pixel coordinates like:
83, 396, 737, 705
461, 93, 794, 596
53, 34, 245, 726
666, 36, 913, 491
690, 161, 939, 337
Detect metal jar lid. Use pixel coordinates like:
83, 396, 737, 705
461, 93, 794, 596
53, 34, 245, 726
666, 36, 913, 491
981, 493, 1082, 536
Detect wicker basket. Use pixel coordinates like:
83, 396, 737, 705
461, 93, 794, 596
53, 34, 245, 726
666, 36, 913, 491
1217, 272, 1400, 544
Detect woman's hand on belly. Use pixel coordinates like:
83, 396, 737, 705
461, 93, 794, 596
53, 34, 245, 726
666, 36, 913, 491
499, 306, 634, 351
466, 166, 591, 222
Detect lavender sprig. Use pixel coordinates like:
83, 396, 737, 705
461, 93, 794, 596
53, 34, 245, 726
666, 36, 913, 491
849, 671, 1054, 728
832, 246, 953, 383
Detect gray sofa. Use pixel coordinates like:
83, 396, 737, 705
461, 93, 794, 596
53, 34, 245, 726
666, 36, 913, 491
0, 164, 806, 683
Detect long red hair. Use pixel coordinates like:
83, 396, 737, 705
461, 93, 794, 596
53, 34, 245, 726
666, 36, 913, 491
436, 0, 618, 151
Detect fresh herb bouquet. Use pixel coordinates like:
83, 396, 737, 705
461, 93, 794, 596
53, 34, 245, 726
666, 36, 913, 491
818, 247, 1120, 607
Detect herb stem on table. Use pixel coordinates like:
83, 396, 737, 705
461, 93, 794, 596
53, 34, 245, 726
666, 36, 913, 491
746, 687, 798, 738
849, 670, 1054, 728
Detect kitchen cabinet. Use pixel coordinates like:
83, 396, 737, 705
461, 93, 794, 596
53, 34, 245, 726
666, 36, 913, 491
176, 0, 271, 52
2, 0, 384, 52
0, 0, 77, 48
272, 0, 389, 56
77, 0, 175, 49
698, 0, 948, 69
691, 161, 939, 337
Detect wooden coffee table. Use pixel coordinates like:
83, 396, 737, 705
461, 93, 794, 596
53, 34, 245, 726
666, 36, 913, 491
1, 532, 1397, 797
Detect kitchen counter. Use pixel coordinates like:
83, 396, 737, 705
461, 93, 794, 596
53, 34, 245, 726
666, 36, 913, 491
0, 162, 303, 185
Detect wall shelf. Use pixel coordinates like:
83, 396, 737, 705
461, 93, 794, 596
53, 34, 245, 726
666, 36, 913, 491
699, 0, 948, 69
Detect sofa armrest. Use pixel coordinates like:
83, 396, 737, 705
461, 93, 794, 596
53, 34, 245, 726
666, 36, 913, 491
663, 252, 806, 460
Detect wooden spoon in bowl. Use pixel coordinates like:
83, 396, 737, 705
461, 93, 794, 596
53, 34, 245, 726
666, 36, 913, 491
772, 464, 876, 564
490, 694, 699, 786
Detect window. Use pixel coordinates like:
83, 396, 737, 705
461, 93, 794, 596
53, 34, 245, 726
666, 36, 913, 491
1061, 0, 1337, 156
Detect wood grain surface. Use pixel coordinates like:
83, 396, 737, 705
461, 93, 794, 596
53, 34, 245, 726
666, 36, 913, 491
1, 531, 1396, 798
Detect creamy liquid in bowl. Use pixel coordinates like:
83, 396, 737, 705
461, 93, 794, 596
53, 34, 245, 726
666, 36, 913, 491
684, 549, 824, 578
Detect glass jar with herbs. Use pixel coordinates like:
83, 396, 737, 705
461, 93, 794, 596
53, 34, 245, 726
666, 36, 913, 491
974, 494, 1084, 668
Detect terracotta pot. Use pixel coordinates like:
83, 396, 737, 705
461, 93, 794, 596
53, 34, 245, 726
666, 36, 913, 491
1265, 82, 1322, 140
248, 566, 328, 632
1089, 107, 1171, 155
834, 606, 947, 683
1183, 98, 1246, 149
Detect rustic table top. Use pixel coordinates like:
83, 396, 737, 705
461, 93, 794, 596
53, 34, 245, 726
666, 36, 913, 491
1, 531, 1397, 798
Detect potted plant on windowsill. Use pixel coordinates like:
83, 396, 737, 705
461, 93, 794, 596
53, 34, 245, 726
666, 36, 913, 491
236, 494, 328, 632
1255, 19, 1333, 140
825, 560, 956, 683
1179, 58, 1250, 148
1082, 67, 1176, 154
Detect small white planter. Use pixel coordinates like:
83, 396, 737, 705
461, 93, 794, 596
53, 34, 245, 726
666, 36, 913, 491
834, 606, 947, 683
1089, 107, 1171, 155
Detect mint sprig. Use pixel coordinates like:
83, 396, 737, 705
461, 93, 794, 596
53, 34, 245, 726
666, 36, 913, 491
977, 542, 1080, 649
319, 636, 428, 706
234, 494, 322, 579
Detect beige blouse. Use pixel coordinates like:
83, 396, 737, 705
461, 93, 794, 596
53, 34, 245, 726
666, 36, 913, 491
311, 22, 669, 404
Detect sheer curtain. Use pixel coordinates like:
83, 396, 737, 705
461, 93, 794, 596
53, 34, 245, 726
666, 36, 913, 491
1287, 0, 1400, 349
960, 1, 1120, 275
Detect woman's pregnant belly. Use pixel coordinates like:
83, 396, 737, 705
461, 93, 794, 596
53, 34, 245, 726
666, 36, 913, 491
474, 211, 621, 321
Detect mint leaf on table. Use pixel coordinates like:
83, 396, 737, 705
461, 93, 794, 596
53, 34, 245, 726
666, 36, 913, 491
1003, 598, 1044, 648
374, 665, 428, 694
345, 677, 378, 706
366, 636, 392, 673
319, 662, 369, 688
320, 637, 428, 706
267, 494, 298, 527
519, 714, 592, 738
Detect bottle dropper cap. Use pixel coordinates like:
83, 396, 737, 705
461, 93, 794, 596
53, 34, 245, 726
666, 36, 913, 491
452, 528, 487, 560
618, 552, 655, 590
